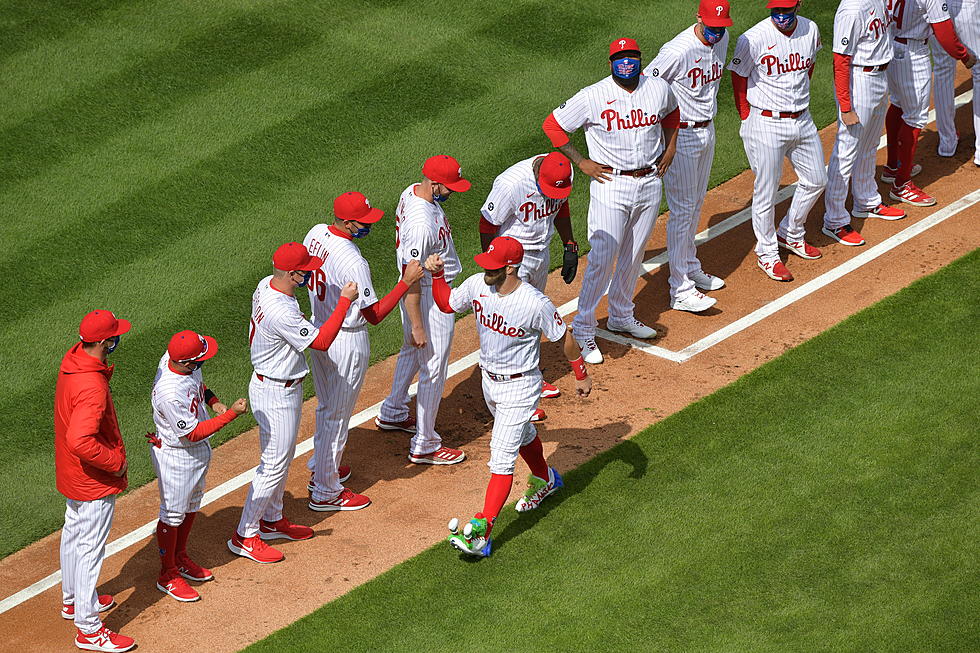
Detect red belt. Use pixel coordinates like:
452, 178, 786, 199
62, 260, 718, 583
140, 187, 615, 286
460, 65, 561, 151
860, 63, 888, 72
616, 167, 655, 177
255, 373, 300, 387
678, 120, 711, 129
761, 109, 804, 119
894, 37, 924, 44
484, 370, 524, 382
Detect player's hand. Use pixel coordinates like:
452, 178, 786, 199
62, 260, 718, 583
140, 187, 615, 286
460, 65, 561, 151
964, 52, 977, 69
340, 281, 359, 300
579, 159, 613, 183
841, 110, 860, 126
144, 431, 162, 448
230, 398, 248, 415
113, 459, 129, 477
410, 324, 427, 349
424, 254, 445, 274
575, 375, 592, 397
655, 149, 676, 178
561, 241, 579, 284
212, 402, 228, 415
402, 259, 425, 285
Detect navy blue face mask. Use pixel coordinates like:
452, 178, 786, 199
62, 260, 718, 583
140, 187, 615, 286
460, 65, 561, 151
611, 57, 641, 79
352, 224, 371, 238
297, 271, 312, 287
703, 25, 726, 44
432, 193, 450, 203
770, 9, 798, 31
105, 336, 120, 353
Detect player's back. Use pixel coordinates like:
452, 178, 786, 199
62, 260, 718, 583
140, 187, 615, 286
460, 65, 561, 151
305, 223, 372, 329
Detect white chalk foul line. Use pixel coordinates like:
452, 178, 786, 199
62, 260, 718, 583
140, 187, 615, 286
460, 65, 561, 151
1, 90, 973, 617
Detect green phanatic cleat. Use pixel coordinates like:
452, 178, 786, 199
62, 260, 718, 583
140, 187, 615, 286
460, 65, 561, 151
447, 516, 492, 557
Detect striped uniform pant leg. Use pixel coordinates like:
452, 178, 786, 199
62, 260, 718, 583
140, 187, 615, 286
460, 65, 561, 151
66, 496, 115, 634
742, 110, 792, 262
517, 248, 550, 292
607, 175, 662, 323
378, 301, 420, 423
852, 73, 889, 212
410, 295, 455, 456
665, 125, 715, 298
483, 371, 542, 476
152, 443, 212, 525
930, 35, 959, 154
780, 114, 828, 242
889, 41, 933, 128
60, 499, 81, 605
955, 0, 980, 163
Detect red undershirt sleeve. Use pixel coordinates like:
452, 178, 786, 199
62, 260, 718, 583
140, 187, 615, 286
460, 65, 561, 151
479, 216, 499, 234
360, 281, 409, 325
186, 409, 238, 442
931, 19, 969, 60
556, 202, 570, 220
542, 113, 571, 147
431, 274, 454, 314
731, 72, 750, 120
308, 296, 352, 351
662, 107, 680, 129
833, 53, 853, 113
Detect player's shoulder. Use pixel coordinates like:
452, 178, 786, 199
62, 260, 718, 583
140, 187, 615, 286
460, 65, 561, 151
662, 24, 698, 52
497, 156, 537, 185
638, 73, 672, 96
796, 15, 819, 34
304, 222, 330, 244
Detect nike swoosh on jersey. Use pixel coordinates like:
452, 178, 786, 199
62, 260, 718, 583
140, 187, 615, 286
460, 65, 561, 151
768, 44, 776, 50
606, 99, 616, 104
526, 192, 535, 198
694, 57, 703, 63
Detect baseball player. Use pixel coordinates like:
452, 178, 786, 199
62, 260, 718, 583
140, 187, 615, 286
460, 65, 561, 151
146, 330, 246, 602
883, 0, 976, 206
229, 242, 357, 564
645, 0, 733, 313
376, 156, 470, 465
729, 1, 827, 283
304, 192, 425, 512
823, 0, 908, 247
422, 237, 592, 558
55, 310, 135, 652
478, 151, 576, 402
543, 37, 680, 364
931, 0, 980, 164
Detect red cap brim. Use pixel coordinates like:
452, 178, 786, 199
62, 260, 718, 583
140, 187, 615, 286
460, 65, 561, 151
294, 255, 324, 271
445, 178, 471, 192
112, 319, 132, 337
540, 183, 572, 200
355, 207, 385, 224
766, 0, 798, 7
473, 252, 506, 270
199, 335, 219, 361
703, 16, 733, 27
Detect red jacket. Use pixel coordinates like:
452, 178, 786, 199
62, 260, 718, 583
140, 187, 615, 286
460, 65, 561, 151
54, 343, 128, 500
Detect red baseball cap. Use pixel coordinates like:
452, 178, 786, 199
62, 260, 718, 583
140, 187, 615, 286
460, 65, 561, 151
422, 155, 471, 192
333, 191, 384, 224
700, 0, 733, 27
766, 0, 799, 8
79, 310, 131, 342
474, 236, 524, 270
168, 330, 218, 363
609, 37, 641, 58
272, 242, 323, 271
537, 152, 573, 199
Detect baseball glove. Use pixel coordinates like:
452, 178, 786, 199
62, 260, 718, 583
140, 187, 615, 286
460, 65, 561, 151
561, 241, 579, 284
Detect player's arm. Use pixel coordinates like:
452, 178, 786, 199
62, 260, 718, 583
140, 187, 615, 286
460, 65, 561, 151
728, 36, 753, 120
360, 262, 424, 325
563, 328, 592, 397
307, 282, 358, 350
425, 254, 473, 315
479, 183, 515, 251
184, 399, 248, 442
404, 275, 426, 348
65, 386, 127, 475
931, 20, 975, 66
545, 93, 612, 183
554, 202, 579, 284
655, 90, 680, 178
202, 385, 225, 414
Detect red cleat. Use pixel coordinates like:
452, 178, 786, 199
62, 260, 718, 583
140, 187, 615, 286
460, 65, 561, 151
851, 203, 906, 220
309, 488, 371, 512
259, 518, 314, 541
821, 225, 865, 246
889, 181, 936, 207
308, 466, 351, 492
409, 446, 466, 465
374, 416, 417, 434
74, 626, 135, 652
227, 532, 284, 564
156, 574, 200, 602
176, 553, 213, 581
758, 259, 794, 282
540, 381, 561, 398
530, 408, 546, 422
777, 236, 822, 259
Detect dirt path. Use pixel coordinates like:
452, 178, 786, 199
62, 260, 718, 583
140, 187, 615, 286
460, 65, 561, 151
2, 75, 978, 651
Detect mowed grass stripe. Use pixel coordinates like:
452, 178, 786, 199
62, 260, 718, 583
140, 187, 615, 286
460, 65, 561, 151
246, 250, 980, 653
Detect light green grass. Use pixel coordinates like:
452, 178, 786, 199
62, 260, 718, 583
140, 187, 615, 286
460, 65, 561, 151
1, 1, 841, 557
246, 249, 980, 653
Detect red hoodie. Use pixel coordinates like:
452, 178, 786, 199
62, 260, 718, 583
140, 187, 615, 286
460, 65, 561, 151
54, 342, 128, 500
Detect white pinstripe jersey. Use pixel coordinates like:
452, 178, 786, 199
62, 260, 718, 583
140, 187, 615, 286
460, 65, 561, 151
480, 155, 571, 251
151, 353, 211, 447
448, 274, 566, 375
835, 0, 895, 65
394, 184, 461, 287
552, 75, 678, 170
304, 224, 377, 329
887, 0, 950, 40
249, 276, 318, 379
645, 26, 729, 122
728, 16, 822, 112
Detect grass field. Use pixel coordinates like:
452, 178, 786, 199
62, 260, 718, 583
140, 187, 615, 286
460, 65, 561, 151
1, 1, 841, 557
247, 250, 980, 653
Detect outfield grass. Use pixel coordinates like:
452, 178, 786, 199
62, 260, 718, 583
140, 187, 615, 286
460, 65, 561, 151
0, 1, 842, 557
246, 250, 980, 653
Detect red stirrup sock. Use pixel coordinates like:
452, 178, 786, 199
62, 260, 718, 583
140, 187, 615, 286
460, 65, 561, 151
896, 123, 921, 186
156, 520, 178, 576
481, 473, 513, 535
519, 437, 549, 480
885, 104, 904, 169
175, 512, 197, 556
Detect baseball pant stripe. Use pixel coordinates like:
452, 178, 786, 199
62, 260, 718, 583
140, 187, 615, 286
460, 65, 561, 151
151, 442, 211, 526
665, 124, 715, 299
60, 496, 115, 634
888, 40, 933, 129
483, 369, 542, 475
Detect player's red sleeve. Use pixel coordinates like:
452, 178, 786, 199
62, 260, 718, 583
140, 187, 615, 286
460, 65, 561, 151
542, 113, 571, 147
731, 72, 750, 120
202, 385, 219, 408
431, 274, 454, 314
833, 53, 853, 113
931, 19, 970, 60
66, 387, 126, 473
308, 296, 352, 351
479, 216, 499, 235
556, 202, 570, 220
662, 107, 680, 129
360, 281, 409, 325
185, 409, 239, 443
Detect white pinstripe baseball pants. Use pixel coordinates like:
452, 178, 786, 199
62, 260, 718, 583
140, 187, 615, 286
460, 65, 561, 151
237, 374, 303, 537
482, 369, 541, 475
150, 441, 211, 526
572, 174, 662, 339
517, 248, 550, 292
740, 108, 827, 263
888, 39, 932, 129
60, 495, 115, 634
379, 293, 455, 456
308, 328, 369, 500
665, 124, 716, 300
825, 69, 888, 229
932, 37, 960, 156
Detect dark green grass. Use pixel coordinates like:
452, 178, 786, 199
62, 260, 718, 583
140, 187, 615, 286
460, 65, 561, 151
1, 1, 840, 556
246, 250, 980, 653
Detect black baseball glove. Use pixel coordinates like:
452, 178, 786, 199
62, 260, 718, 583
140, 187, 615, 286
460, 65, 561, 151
561, 241, 579, 284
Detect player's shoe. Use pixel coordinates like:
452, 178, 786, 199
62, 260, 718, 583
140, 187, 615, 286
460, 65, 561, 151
156, 574, 201, 602
758, 259, 793, 282
374, 416, 417, 434
880, 162, 921, 184
227, 532, 284, 564
670, 290, 716, 313
889, 181, 936, 207
447, 515, 492, 557
307, 466, 351, 493
409, 446, 465, 465
176, 553, 214, 581
690, 269, 725, 291
259, 518, 314, 541
606, 317, 657, 339
777, 236, 822, 259
575, 336, 603, 364
62, 594, 114, 620
515, 467, 564, 512
540, 381, 561, 398
937, 133, 958, 157
851, 203, 906, 220
74, 626, 136, 652
309, 488, 371, 512
821, 225, 865, 247
530, 408, 546, 422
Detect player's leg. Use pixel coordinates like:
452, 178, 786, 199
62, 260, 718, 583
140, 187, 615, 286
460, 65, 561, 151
665, 129, 702, 301
151, 446, 184, 580
236, 378, 292, 536
378, 301, 420, 425
261, 382, 304, 523
71, 496, 115, 634
175, 444, 212, 577
484, 374, 542, 525
850, 74, 892, 216
518, 248, 550, 292
891, 43, 932, 195
959, 0, 980, 164
973, 65, 980, 166
741, 110, 790, 271
824, 84, 865, 231
930, 35, 959, 156
779, 115, 828, 244
606, 175, 661, 331
409, 298, 461, 461
60, 499, 80, 607
685, 125, 719, 279
885, 47, 912, 170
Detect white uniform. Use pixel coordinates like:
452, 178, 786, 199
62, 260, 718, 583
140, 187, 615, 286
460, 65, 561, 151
446, 275, 566, 474
237, 277, 318, 537
646, 26, 729, 300
887, 0, 951, 128
304, 225, 377, 500
378, 185, 461, 455
729, 16, 827, 263
932, 0, 980, 162
552, 74, 677, 338
150, 353, 213, 526
479, 155, 572, 291
825, 0, 895, 228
